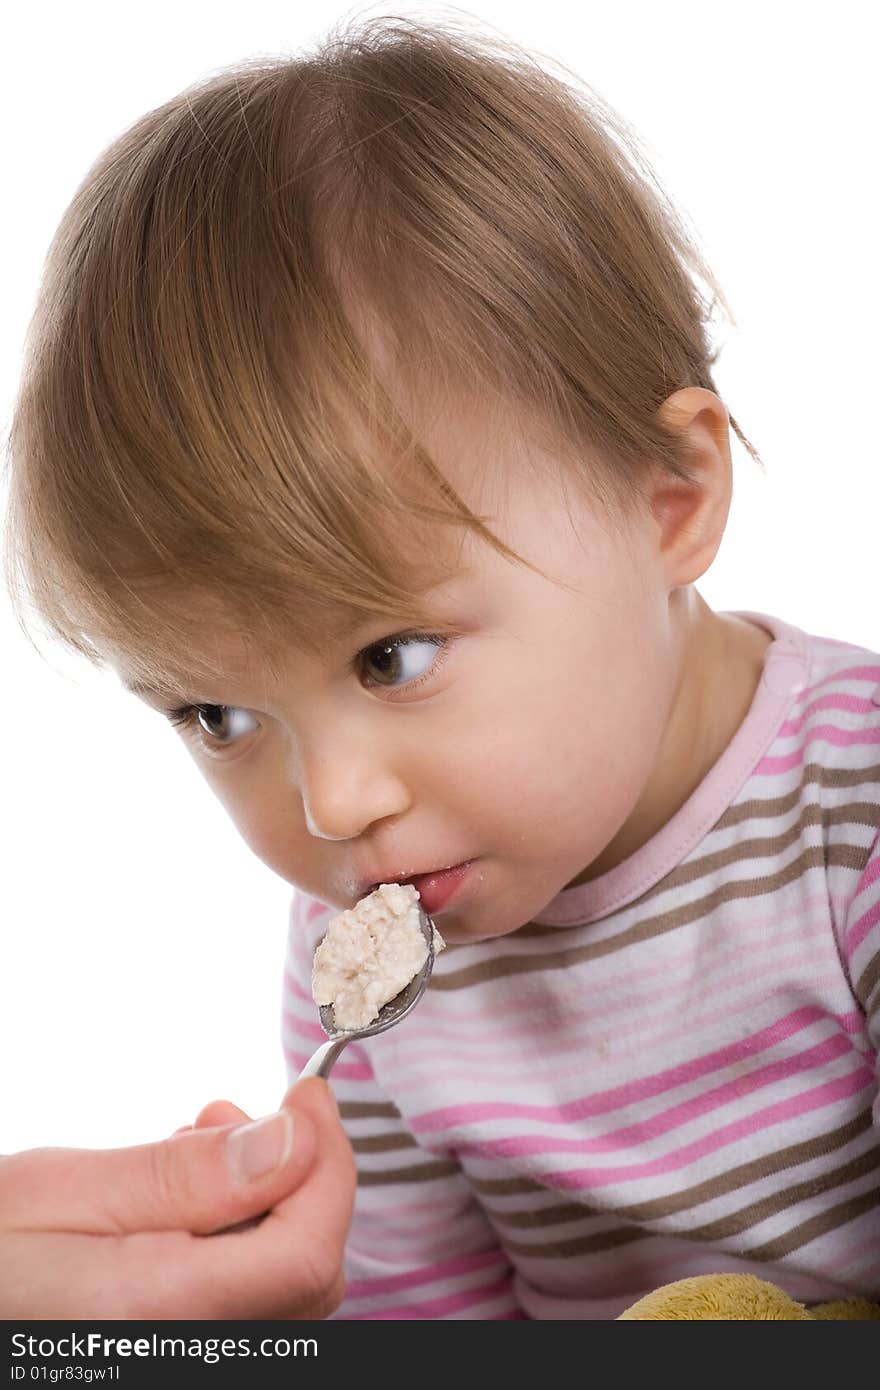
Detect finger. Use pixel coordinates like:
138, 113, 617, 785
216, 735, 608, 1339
161, 1078, 356, 1319
0, 1087, 351, 1322
170, 1099, 250, 1138
193, 1100, 251, 1129
0, 1096, 319, 1238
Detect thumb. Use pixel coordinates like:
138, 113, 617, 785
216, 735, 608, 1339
0, 1095, 319, 1238
194, 1099, 251, 1129
169, 1099, 251, 1136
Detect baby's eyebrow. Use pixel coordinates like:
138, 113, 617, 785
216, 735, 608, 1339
117, 625, 374, 704
119, 579, 470, 704
122, 678, 205, 704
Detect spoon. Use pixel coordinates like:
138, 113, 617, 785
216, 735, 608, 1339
297, 903, 440, 1081
218, 901, 440, 1235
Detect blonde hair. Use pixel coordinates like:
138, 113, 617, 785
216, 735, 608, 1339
2, 11, 762, 694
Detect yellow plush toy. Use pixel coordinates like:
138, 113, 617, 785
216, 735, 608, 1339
618, 1273, 880, 1319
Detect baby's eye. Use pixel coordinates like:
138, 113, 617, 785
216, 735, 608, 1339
164, 630, 450, 747
359, 632, 449, 691
167, 704, 259, 746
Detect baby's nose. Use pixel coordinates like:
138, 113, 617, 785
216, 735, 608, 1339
301, 757, 410, 842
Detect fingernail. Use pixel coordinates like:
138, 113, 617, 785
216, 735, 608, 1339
226, 1110, 293, 1184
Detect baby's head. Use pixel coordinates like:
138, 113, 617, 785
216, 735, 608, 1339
3, 16, 762, 941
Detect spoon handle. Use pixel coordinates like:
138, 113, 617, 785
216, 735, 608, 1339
297, 1035, 351, 1080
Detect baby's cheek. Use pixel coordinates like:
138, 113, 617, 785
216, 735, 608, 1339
503, 654, 669, 859
213, 779, 307, 883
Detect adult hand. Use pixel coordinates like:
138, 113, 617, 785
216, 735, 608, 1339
0, 1078, 355, 1318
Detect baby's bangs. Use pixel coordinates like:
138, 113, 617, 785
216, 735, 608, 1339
2, 69, 521, 693
4, 365, 492, 696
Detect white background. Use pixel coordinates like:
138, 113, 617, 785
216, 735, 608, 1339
1, 0, 877, 1155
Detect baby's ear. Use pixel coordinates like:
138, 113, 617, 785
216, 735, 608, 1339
654, 381, 730, 434
647, 387, 733, 587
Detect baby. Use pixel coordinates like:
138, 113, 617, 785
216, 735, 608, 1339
4, 15, 879, 1319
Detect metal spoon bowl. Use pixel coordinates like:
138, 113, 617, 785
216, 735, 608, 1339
297, 903, 439, 1080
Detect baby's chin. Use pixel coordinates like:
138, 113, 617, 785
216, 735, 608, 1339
425, 903, 536, 946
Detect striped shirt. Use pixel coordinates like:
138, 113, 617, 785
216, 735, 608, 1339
281, 609, 880, 1319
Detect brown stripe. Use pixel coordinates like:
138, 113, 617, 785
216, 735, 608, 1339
502, 1224, 646, 1258
749, 1184, 880, 1261
509, 780, 880, 941
674, 808, 837, 888
497, 1142, 880, 1260
471, 1175, 539, 1198
358, 1158, 460, 1186
433, 845, 829, 989
855, 949, 880, 1014
351, 1131, 418, 1155
472, 1107, 873, 1213
339, 1101, 401, 1121
828, 842, 880, 871
684, 1144, 880, 1243
721, 760, 880, 825
637, 796, 874, 903
435, 809, 880, 990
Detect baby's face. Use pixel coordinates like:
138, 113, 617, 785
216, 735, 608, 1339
125, 403, 682, 944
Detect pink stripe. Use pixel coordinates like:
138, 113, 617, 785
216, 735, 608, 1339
844, 844, 880, 954
547, 1242, 856, 1309
849, 1254, 880, 1290
345, 1247, 505, 1299
385, 938, 853, 1069
537, 1065, 873, 1189
287, 936, 318, 976
380, 995, 861, 1100
778, 691, 880, 738
283, 954, 841, 1055
352, 1196, 471, 1233
451, 1034, 853, 1159
347, 1273, 516, 1320
800, 722, 880, 746
760, 725, 880, 775
799, 663, 880, 690
312, 976, 865, 1101
283, 1013, 327, 1043
284, 891, 856, 1063
820, 1231, 880, 1278
319, 921, 853, 1085
284, 973, 315, 1004
554, 1228, 854, 1302
315, 982, 860, 1100
846, 898, 880, 959
283, 900, 836, 1065
856, 844, 880, 892
339, 984, 870, 1117
410, 1006, 836, 1134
